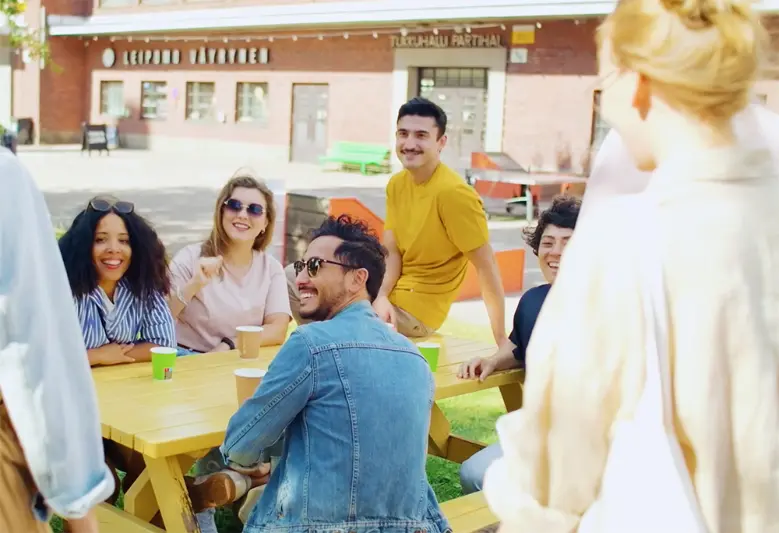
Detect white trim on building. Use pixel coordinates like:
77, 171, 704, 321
48, 0, 621, 36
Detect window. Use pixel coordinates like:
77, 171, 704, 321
186, 82, 216, 121
236, 82, 269, 124
590, 90, 611, 153
418, 67, 487, 96
141, 81, 168, 120
100, 81, 125, 118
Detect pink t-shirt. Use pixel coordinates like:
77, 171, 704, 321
169, 243, 292, 352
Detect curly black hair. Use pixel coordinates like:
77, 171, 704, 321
58, 205, 171, 304
523, 195, 582, 256
310, 215, 388, 301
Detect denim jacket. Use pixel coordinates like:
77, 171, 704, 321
0, 149, 114, 519
221, 300, 451, 533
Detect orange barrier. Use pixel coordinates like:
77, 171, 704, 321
325, 197, 525, 301
456, 248, 525, 301
328, 197, 385, 243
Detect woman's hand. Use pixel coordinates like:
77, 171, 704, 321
193, 256, 224, 288
91, 343, 135, 366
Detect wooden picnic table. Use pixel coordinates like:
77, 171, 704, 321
93, 334, 524, 533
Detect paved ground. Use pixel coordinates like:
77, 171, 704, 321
17, 148, 539, 331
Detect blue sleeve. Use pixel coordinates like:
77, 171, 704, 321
508, 294, 528, 362
0, 151, 115, 518
139, 291, 176, 347
221, 331, 313, 468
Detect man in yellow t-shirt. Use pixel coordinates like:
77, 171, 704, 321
372, 97, 507, 345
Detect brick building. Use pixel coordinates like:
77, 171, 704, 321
2, 1, 779, 172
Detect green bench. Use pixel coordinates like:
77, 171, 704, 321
320, 141, 391, 175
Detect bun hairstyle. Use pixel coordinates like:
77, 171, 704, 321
598, 0, 767, 120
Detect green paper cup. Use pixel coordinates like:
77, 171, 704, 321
417, 342, 440, 371
151, 347, 177, 381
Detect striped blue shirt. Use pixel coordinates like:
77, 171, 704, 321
75, 279, 176, 349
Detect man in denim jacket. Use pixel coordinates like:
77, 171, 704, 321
221, 215, 450, 533
0, 148, 114, 532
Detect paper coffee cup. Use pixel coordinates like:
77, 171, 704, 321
236, 325, 264, 359
151, 347, 177, 381
234, 368, 267, 405
417, 342, 440, 371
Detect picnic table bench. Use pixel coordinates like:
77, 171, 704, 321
440, 492, 498, 533
92, 334, 519, 532
320, 141, 391, 174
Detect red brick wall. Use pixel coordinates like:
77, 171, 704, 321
502, 19, 600, 173
39, 37, 89, 143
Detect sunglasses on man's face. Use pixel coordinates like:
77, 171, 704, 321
89, 198, 135, 214
224, 198, 265, 217
293, 257, 355, 278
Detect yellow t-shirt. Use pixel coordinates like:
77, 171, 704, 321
385, 163, 489, 329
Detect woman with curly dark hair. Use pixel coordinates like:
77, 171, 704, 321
456, 194, 581, 494
58, 195, 175, 367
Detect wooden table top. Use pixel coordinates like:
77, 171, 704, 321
93, 334, 522, 459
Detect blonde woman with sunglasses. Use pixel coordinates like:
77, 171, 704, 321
483, 0, 779, 531
169, 173, 291, 355
168, 173, 291, 533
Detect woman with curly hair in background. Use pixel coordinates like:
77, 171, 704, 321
58, 195, 175, 366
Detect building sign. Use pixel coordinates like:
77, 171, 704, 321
511, 25, 536, 45
112, 46, 269, 67
390, 33, 502, 49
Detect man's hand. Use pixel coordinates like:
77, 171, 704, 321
231, 463, 271, 489
67, 509, 99, 533
458, 355, 500, 381
93, 343, 135, 365
372, 295, 397, 326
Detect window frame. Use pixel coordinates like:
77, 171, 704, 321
99, 80, 125, 119
235, 82, 269, 125
140, 81, 169, 120
185, 81, 217, 122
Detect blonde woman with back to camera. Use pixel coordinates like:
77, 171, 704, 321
483, 0, 779, 532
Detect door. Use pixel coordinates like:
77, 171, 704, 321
290, 84, 329, 163
419, 68, 488, 171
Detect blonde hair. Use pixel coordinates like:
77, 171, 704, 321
201, 170, 276, 257
598, 0, 768, 120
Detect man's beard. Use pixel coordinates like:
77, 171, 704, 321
299, 286, 346, 322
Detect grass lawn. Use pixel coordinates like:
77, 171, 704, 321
51, 318, 503, 533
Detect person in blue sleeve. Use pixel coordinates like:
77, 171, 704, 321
219, 215, 451, 533
457, 194, 581, 494
0, 148, 115, 532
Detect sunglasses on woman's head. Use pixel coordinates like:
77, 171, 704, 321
293, 257, 355, 278
89, 197, 135, 214
224, 198, 265, 217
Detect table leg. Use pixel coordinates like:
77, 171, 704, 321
428, 403, 451, 458
123, 470, 159, 522
144, 455, 200, 533
499, 382, 524, 413
429, 403, 487, 464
